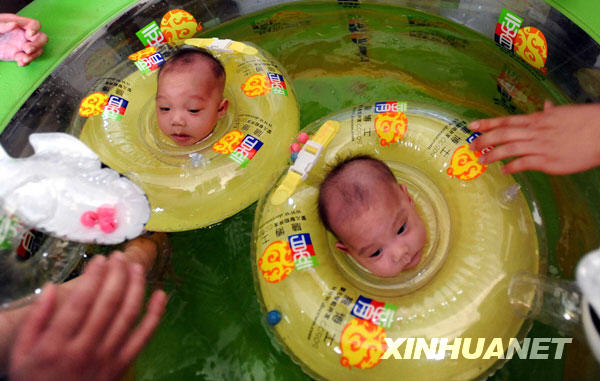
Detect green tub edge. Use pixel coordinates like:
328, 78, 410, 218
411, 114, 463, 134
0, 0, 138, 133
1, 0, 599, 134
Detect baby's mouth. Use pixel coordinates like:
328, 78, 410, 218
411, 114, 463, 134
171, 133, 192, 143
404, 250, 422, 270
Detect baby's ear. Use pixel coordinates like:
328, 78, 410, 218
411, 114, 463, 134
399, 183, 413, 204
335, 241, 351, 254
217, 98, 229, 118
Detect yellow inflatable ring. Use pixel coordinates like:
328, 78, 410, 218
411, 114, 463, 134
79, 38, 299, 231
252, 101, 542, 380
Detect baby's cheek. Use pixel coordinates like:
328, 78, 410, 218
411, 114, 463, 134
416, 219, 427, 246
419, 230, 427, 247
371, 263, 387, 277
156, 115, 167, 131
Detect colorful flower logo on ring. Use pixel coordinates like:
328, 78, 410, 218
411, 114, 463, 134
160, 9, 202, 43
258, 240, 295, 283
241, 73, 272, 97
78, 92, 109, 117
339, 317, 387, 370
374, 111, 408, 146
446, 144, 487, 181
513, 26, 548, 71
127, 47, 157, 61
213, 130, 245, 154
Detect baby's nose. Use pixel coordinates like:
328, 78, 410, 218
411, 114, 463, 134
171, 113, 185, 126
391, 245, 410, 264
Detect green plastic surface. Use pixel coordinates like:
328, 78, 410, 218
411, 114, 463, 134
0, 0, 137, 133
0, 1, 599, 133
545, 0, 600, 46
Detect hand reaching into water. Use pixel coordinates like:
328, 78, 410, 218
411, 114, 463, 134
8, 253, 167, 381
0, 14, 48, 66
469, 101, 600, 175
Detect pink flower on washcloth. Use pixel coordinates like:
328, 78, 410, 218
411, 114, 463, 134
80, 205, 118, 233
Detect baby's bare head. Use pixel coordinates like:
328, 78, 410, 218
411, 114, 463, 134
155, 48, 229, 146
318, 156, 426, 277
318, 155, 397, 232
158, 48, 226, 89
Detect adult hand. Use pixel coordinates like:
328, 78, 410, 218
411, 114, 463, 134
469, 101, 600, 175
0, 14, 48, 66
9, 253, 167, 381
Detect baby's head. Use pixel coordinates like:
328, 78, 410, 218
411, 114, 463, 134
318, 156, 426, 277
156, 48, 229, 146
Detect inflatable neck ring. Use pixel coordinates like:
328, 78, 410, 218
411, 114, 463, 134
79, 38, 299, 231
252, 101, 543, 380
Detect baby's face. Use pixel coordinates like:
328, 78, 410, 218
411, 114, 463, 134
156, 67, 228, 146
334, 183, 426, 277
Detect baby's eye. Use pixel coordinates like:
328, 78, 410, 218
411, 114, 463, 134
188, 109, 200, 114
159, 107, 170, 112
397, 223, 406, 235
370, 249, 382, 258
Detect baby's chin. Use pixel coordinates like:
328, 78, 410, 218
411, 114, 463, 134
169, 134, 201, 146
160, 131, 208, 146
403, 250, 422, 270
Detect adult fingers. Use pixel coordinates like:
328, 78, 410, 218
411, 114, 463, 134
469, 113, 537, 132
45, 255, 107, 341
0, 21, 18, 34
74, 253, 129, 349
501, 155, 550, 175
24, 20, 41, 39
18, 17, 41, 39
97, 263, 146, 356
10, 284, 58, 361
23, 32, 48, 53
15, 48, 43, 66
0, 14, 17, 23
117, 290, 167, 369
0, 15, 40, 36
505, 155, 592, 175
27, 47, 43, 61
469, 127, 532, 152
478, 141, 543, 165
543, 99, 554, 111
14, 51, 29, 66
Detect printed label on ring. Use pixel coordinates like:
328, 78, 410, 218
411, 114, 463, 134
136, 21, 166, 47
288, 233, 318, 270
495, 9, 523, 52
102, 95, 129, 121
0, 216, 21, 250
267, 72, 288, 96
374, 101, 407, 114
228, 134, 263, 167
494, 9, 548, 73
134, 52, 165, 74
351, 295, 397, 329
